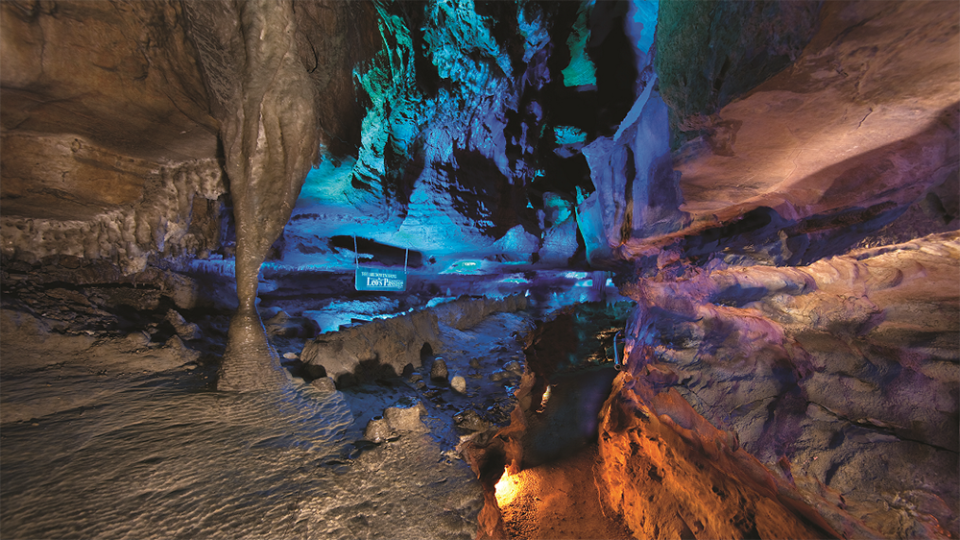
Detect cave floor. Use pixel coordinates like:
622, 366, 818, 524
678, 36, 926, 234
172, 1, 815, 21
0, 275, 634, 540
498, 445, 634, 540
0, 326, 487, 539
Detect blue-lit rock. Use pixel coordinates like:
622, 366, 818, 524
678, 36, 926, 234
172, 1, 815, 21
279, 0, 686, 272
561, 0, 597, 89
580, 78, 687, 258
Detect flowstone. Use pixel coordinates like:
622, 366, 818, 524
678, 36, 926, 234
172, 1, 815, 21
184, 0, 320, 391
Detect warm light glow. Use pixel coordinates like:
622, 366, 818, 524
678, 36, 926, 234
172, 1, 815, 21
538, 385, 552, 411
494, 472, 522, 507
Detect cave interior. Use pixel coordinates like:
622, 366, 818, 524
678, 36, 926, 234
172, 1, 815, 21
1, 1, 958, 539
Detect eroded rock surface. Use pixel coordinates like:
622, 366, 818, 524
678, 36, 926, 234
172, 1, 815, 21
182, 0, 380, 392
584, 3, 960, 536
302, 309, 442, 387
604, 232, 959, 539
664, 1, 959, 249
0, 1, 957, 537
301, 294, 527, 387
0, 1, 225, 273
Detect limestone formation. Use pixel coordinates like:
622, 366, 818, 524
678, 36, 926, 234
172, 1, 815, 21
299, 295, 528, 387
363, 415, 393, 444
0, 0, 956, 538
182, 0, 324, 392
384, 402, 428, 433
309, 376, 337, 394
300, 309, 442, 387
0, 1, 225, 273
431, 358, 450, 382
601, 233, 960, 538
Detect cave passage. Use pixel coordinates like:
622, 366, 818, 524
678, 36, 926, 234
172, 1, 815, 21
1, 0, 958, 539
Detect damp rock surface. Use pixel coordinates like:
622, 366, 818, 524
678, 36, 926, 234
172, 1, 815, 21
606, 232, 960, 539
301, 310, 442, 386
0, 376, 482, 540
431, 358, 450, 382
300, 294, 528, 387
450, 375, 467, 394
1, 271, 573, 540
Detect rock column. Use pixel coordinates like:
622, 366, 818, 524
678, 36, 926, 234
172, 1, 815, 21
184, 0, 319, 391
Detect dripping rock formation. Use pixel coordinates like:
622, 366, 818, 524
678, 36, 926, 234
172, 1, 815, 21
1, 0, 957, 539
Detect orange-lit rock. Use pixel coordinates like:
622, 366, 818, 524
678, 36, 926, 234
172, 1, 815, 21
494, 448, 633, 540
601, 232, 959, 539
592, 3, 959, 535
494, 471, 522, 508
598, 363, 842, 539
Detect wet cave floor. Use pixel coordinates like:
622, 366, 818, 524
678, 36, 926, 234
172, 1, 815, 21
1, 268, 636, 539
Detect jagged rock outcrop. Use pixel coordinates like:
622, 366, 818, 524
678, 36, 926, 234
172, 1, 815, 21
588, 2, 959, 539
1, 158, 226, 274
280, 0, 690, 267
598, 367, 841, 539
604, 232, 959, 538
301, 309, 442, 387
301, 294, 527, 387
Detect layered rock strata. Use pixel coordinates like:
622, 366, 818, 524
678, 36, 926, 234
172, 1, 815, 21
648, 0, 960, 257
601, 232, 959, 539
0, 0, 224, 273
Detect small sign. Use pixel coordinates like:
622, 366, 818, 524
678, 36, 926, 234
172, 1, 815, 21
355, 267, 407, 292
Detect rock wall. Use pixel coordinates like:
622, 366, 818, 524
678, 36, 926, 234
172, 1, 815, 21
655, 0, 822, 149
590, 2, 959, 539
0, 0, 225, 274
1, 156, 225, 274
0, 1, 217, 163
597, 368, 840, 539
605, 232, 959, 538
279, 0, 694, 267
660, 0, 960, 250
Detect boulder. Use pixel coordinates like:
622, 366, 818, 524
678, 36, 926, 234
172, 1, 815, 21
430, 358, 449, 382
300, 310, 441, 386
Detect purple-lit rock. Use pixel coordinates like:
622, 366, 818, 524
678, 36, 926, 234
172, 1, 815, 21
0, 0, 957, 538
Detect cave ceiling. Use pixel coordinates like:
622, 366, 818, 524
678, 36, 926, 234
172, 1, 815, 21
672, 1, 958, 230
0, 1, 958, 538
1, 0, 956, 273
